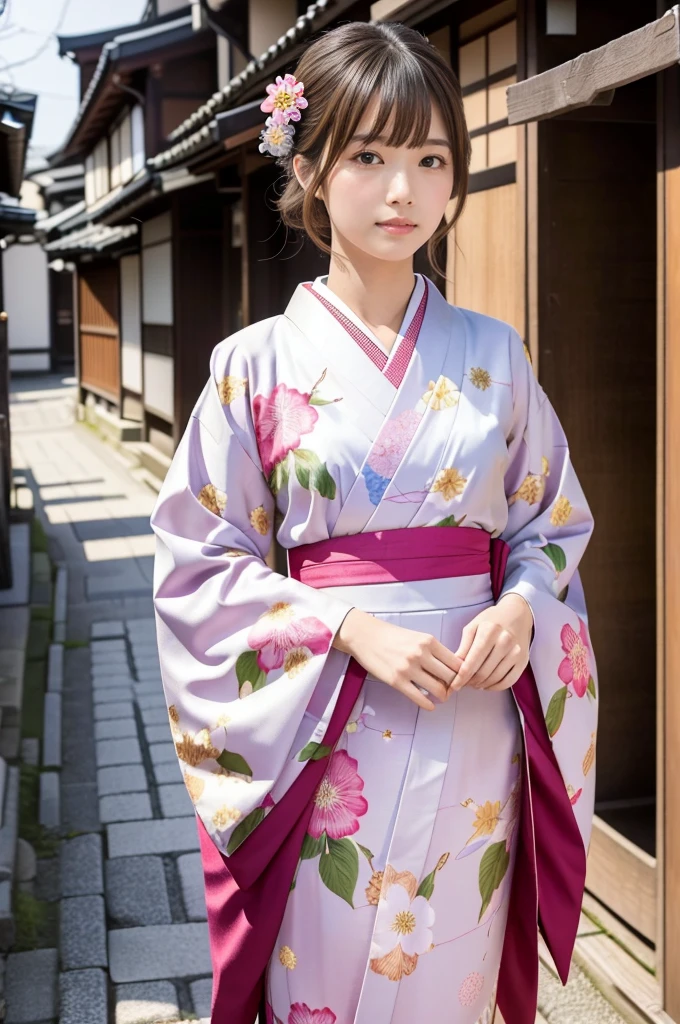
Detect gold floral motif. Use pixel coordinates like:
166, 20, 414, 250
551, 495, 573, 527
225, 549, 248, 558
382, 729, 393, 740
469, 367, 492, 391
432, 467, 467, 502
198, 484, 227, 517
510, 473, 545, 506
218, 375, 248, 405
509, 457, 550, 508
184, 772, 205, 804
279, 945, 297, 970
436, 852, 450, 872
212, 805, 242, 828
583, 733, 596, 777
422, 376, 460, 410
168, 705, 180, 725
215, 713, 231, 728
461, 798, 501, 841
249, 505, 270, 536
174, 729, 221, 767
284, 648, 310, 677
366, 870, 384, 906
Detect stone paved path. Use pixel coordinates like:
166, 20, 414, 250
9, 375, 212, 1024
6, 375, 626, 1024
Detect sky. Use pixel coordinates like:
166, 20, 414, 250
0, 0, 147, 167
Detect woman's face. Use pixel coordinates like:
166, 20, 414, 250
295, 96, 454, 264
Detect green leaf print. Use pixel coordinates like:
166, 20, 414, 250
435, 514, 467, 527
416, 868, 437, 901
300, 831, 326, 860
226, 806, 266, 855
543, 543, 567, 574
557, 585, 569, 603
309, 395, 337, 406
298, 741, 332, 762
216, 749, 253, 777
235, 650, 267, 695
357, 843, 374, 863
293, 448, 322, 489
312, 463, 337, 501
318, 836, 359, 907
478, 840, 510, 922
545, 686, 569, 738
268, 457, 290, 496
587, 676, 597, 700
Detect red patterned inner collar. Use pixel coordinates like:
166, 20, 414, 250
302, 280, 428, 390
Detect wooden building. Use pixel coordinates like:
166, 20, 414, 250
48, 0, 679, 1016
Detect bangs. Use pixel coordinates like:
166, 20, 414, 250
325, 50, 445, 158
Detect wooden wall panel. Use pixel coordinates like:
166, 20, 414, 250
450, 181, 525, 337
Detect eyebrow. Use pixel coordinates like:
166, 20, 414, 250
350, 133, 452, 149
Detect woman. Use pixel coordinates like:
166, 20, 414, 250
150, 20, 598, 1024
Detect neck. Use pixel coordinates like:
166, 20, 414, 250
324, 249, 417, 355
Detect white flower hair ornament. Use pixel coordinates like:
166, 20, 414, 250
258, 73, 308, 157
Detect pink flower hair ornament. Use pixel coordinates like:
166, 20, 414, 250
259, 73, 308, 157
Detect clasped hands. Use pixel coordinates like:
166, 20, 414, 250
333, 594, 534, 712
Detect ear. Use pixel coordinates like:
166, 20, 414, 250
292, 153, 323, 201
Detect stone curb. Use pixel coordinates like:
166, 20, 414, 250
47, 642, 63, 693
42, 691, 62, 768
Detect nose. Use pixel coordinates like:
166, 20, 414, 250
385, 168, 414, 206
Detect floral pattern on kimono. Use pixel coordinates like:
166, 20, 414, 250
151, 273, 597, 1024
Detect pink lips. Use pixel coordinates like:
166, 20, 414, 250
377, 218, 416, 235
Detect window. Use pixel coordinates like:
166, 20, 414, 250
131, 105, 145, 175
458, 9, 517, 173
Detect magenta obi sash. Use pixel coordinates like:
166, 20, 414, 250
197, 526, 586, 1024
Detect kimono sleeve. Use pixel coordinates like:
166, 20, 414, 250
150, 336, 355, 857
499, 328, 598, 843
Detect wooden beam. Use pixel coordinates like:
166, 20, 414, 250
507, 6, 680, 125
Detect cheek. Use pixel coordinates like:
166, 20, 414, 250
326, 174, 377, 229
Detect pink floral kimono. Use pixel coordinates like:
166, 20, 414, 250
150, 272, 598, 1024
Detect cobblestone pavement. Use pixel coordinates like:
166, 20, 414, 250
9, 375, 212, 1024
6, 374, 626, 1024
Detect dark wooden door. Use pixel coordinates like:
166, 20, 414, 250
79, 264, 120, 401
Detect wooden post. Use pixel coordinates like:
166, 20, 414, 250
661, 50, 680, 1023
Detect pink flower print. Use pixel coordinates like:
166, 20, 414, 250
458, 972, 485, 1007
288, 1005, 336, 1024
557, 619, 591, 698
367, 409, 422, 478
253, 383, 318, 476
308, 749, 368, 840
247, 602, 332, 673
260, 74, 308, 126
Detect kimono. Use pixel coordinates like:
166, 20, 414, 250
150, 271, 598, 1024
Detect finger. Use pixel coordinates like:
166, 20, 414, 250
466, 642, 509, 689
423, 652, 460, 688
400, 681, 436, 711
430, 638, 464, 675
486, 664, 523, 692
411, 667, 449, 703
477, 651, 517, 689
453, 621, 479, 663
452, 629, 496, 689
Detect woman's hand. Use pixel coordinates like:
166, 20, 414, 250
333, 608, 463, 711
451, 594, 533, 692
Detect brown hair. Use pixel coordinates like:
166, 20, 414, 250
275, 20, 471, 279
